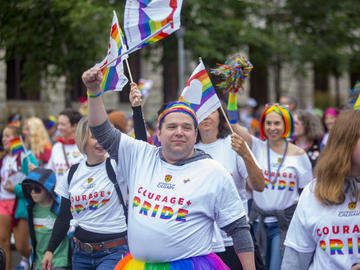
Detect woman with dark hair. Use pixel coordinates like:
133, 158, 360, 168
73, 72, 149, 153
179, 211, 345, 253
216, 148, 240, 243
232, 103, 313, 270
293, 110, 324, 168
321, 107, 339, 148
195, 107, 264, 269
46, 109, 84, 182
282, 110, 360, 269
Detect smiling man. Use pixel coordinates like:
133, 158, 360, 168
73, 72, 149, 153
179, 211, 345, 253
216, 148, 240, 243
82, 67, 255, 270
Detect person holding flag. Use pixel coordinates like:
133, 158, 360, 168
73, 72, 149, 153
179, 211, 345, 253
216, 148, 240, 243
82, 67, 256, 270
232, 104, 313, 270
178, 58, 264, 269
0, 125, 38, 270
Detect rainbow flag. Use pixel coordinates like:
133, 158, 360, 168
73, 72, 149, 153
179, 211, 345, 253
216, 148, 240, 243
96, 11, 128, 92
124, 0, 183, 51
9, 137, 25, 155
179, 60, 221, 123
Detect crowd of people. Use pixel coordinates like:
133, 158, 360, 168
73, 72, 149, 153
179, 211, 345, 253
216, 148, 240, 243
0, 67, 358, 270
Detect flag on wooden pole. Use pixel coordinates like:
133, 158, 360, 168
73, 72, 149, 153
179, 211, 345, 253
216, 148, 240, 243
96, 11, 128, 92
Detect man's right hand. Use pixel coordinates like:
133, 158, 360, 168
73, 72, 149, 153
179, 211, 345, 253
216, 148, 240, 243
81, 68, 103, 94
42, 251, 53, 270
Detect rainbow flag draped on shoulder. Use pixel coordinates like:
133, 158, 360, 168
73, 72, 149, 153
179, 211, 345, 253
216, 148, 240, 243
96, 11, 128, 92
179, 59, 221, 123
124, 0, 183, 52
9, 137, 25, 155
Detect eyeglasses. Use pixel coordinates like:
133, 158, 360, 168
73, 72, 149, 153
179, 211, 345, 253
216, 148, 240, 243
23, 183, 43, 194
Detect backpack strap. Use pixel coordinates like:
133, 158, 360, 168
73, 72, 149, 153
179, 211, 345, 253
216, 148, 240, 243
105, 158, 128, 225
67, 163, 80, 186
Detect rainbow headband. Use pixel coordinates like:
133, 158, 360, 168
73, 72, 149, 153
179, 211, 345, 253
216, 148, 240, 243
157, 102, 198, 129
260, 103, 294, 140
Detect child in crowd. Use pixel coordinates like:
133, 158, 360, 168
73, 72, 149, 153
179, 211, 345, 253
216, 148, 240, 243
22, 168, 70, 270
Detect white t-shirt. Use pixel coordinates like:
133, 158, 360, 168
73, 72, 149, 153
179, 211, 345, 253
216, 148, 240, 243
118, 135, 245, 262
55, 159, 127, 234
196, 136, 248, 205
284, 181, 360, 269
251, 136, 312, 222
196, 136, 249, 249
46, 142, 83, 183
0, 155, 18, 200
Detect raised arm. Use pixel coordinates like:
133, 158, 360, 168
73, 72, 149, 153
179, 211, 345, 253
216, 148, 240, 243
231, 133, 264, 192
231, 123, 253, 148
82, 68, 121, 160
82, 68, 108, 127
129, 82, 147, 142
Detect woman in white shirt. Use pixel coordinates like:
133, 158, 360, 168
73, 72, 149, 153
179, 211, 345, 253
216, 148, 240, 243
282, 110, 360, 270
232, 103, 313, 270
42, 117, 128, 270
196, 107, 264, 269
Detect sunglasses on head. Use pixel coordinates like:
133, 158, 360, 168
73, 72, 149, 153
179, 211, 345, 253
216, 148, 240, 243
24, 183, 43, 194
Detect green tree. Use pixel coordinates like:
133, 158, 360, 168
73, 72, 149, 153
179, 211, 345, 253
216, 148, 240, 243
0, 0, 124, 105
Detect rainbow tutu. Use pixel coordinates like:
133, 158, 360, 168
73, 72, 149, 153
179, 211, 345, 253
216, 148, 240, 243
114, 253, 230, 270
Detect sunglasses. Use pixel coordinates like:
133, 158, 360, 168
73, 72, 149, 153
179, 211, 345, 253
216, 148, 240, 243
23, 183, 43, 194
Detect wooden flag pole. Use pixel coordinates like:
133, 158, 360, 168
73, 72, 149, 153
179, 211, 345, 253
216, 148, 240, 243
125, 59, 134, 83
219, 105, 234, 134
125, 58, 144, 104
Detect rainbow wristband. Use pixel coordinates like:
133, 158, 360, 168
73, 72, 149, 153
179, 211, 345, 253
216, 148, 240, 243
87, 90, 102, 98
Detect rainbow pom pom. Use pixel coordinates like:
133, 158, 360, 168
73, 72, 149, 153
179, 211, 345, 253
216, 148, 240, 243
211, 56, 253, 124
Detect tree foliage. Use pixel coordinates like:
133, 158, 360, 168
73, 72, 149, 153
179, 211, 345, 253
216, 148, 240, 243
0, 0, 125, 99
1, 0, 360, 104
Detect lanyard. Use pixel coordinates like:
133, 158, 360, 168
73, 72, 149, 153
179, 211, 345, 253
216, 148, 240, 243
267, 140, 288, 189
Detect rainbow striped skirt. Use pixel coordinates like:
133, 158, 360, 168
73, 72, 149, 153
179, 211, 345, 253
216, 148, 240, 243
114, 253, 230, 270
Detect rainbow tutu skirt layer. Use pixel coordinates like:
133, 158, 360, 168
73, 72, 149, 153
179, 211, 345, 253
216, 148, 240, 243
114, 253, 230, 270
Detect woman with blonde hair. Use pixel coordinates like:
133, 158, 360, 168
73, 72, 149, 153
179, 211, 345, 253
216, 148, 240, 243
23, 117, 52, 167
42, 116, 128, 270
282, 110, 360, 269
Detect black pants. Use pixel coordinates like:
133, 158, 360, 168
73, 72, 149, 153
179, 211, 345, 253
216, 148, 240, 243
216, 245, 243, 270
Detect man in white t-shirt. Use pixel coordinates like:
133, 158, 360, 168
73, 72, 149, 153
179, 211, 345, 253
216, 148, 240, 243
82, 68, 256, 269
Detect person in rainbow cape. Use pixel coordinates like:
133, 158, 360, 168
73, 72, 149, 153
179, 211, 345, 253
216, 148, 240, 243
82, 67, 256, 270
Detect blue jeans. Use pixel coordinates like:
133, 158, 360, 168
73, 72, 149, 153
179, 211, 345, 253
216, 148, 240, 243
254, 221, 282, 270
72, 244, 128, 270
